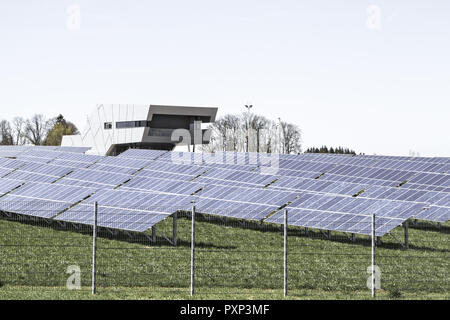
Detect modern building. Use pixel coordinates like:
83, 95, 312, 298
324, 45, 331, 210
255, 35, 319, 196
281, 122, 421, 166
61, 104, 218, 156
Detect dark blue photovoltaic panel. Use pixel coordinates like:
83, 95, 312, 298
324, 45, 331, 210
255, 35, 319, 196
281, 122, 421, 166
17, 162, 75, 177
405, 172, 449, 187
9, 182, 95, 203
198, 185, 297, 207
273, 168, 321, 179
15, 156, 52, 164
54, 152, 102, 164
0, 178, 24, 195
0, 197, 70, 218
201, 168, 276, 187
144, 160, 207, 177
193, 197, 278, 221
288, 193, 425, 219
81, 189, 192, 212
360, 186, 450, 207
269, 177, 367, 196
96, 156, 152, 169
319, 173, 400, 187
117, 149, 168, 160
86, 163, 139, 175
50, 159, 92, 169
414, 206, 449, 223
0, 181, 96, 218
135, 169, 195, 182
4, 171, 61, 184
0, 158, 26, 170
192, 176, 264, 189
0, 167, 12, 178
327, 164, 415, 182
55, 168, 131, 188
277, 159, 335, 173
121, 177, 203, 195
265, 208, 404, 236
56, 147, 91, 153
55, 204, 171, 232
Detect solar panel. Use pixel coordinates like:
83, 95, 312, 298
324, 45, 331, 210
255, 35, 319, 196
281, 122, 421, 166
198, 184, 296, 207
193, 197, 278, 221
0, 158, 26, 170
143, 160, 207, 177
319, 173, 400, 187
135, 169, 195, 182
8, 181, 95, 203
288, 193, 425, 219
81, 189, 192, 212
414, 206, 450, 223
54, 152, 102, 164
0, 178, 24, 195
121, 176, 203, 195
50, 159, 92, 169
0, 198, 71, 218
4, 171, 62, 184
201, 168, 277, 187
192, 176, 265, 189
0, 182, 96, 218
117, 149, 168, 160
360, 186, 450, 207
268, 177, 367, 196
327, 164, 415, 182
55, 203, 172, 232
405, 172, 449, 187
55, 168, 131, 189
265, 208, 405, 236
95, 156, 153, 169
15, 155, 53, 164
86, 163, 139, 175
55, 146, 91, 153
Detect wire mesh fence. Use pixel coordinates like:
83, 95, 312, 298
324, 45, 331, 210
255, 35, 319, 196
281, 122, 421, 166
0, 201, 448, 299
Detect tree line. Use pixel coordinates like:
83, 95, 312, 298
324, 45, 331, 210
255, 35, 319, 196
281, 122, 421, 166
0, 114, 78, 146
304, 146, 357, 155
202, 112, 302, 154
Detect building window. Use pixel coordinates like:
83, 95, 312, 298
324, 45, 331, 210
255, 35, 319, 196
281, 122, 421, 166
116, 120, 150, 129
104, 122, 112, 130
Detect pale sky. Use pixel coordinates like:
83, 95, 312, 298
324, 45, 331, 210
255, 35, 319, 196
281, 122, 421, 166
0, 0, 449, 156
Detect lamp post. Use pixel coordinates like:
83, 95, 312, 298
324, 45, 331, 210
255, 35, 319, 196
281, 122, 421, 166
245, 105, 253, 152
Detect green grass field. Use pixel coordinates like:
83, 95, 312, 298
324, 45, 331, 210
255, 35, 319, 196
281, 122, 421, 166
0, 214, 448, 300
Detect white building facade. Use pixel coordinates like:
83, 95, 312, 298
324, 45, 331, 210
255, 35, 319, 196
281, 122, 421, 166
61, 104, 218, 156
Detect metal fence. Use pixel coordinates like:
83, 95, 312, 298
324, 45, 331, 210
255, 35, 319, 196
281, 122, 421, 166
0, 202, 448, 299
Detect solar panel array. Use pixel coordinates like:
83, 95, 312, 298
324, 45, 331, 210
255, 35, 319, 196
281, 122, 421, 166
0, 146, 448, 235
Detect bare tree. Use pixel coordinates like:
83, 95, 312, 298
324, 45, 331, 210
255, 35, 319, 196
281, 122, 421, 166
0, 120, 14, 145
280, 121, 302, 154
203, 112, 302, 154
12, 117, 26, 145
249, 114, 270, 153
24, 114, 52, 146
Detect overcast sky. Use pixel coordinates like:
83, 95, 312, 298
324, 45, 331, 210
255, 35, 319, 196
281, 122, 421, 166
1, 0, 449, 156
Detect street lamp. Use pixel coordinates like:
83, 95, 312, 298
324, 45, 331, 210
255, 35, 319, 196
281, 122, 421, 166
244, 105, 253, 153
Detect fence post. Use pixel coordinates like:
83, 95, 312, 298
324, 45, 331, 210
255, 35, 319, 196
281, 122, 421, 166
283, 209, 288, 297
92, 202, 98, 295
404, 220, 409, 250
371, 213, 376, 299
190, 205, 196, 296
173, 211, 178, 246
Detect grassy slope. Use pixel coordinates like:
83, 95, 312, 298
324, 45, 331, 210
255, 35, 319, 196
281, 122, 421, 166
0, 215, 448, 300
